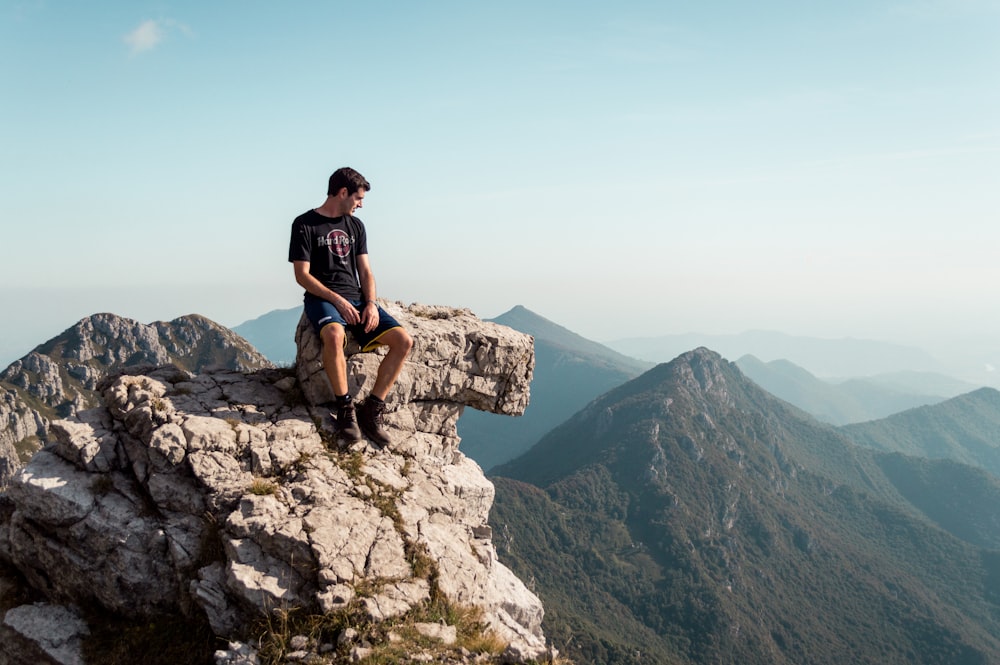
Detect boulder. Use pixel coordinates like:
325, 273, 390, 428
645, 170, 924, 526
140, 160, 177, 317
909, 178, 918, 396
1, 603, 88, 665
295, 301, 533, 416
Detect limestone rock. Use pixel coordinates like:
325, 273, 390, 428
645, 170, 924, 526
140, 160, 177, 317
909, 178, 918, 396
0, 391, 41, 487
295, 301, 533, 416
414, 621, 458, 644
0, 303, 546, 662
1, 603, 88, 665
0, 313, 273, 488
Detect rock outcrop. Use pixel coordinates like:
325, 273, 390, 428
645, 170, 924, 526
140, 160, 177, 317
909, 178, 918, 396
0, 313, 273, 488
0, 302, 546, 663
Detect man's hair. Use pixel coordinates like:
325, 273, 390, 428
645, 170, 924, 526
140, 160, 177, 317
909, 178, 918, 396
327, 167, 371, 196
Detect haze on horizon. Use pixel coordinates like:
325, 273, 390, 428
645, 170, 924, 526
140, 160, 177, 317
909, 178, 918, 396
2, 2, 998, 368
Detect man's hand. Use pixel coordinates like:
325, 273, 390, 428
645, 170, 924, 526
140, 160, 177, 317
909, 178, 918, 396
335, 298, 362, 325
361, 301, 379, 333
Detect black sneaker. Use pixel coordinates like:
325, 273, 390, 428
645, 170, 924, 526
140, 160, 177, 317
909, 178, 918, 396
333, 402, 362, 443
358, 398, 392, 448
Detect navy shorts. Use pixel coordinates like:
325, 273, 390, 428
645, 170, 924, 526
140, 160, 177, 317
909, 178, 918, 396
303, 293, 403, 352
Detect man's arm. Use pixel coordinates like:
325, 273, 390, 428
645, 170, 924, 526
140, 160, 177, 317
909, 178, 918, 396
356, 254, 379, 332
292, 260, 362, 325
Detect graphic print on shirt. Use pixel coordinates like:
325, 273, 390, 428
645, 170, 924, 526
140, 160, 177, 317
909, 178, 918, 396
319, 229, 352, 258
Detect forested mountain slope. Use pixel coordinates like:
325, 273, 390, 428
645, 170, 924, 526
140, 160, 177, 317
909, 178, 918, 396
491, 349, 1000, 664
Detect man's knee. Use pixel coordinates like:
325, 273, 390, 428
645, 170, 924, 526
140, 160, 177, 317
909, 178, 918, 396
319, 324, 347, 352
391, 327, 413, 355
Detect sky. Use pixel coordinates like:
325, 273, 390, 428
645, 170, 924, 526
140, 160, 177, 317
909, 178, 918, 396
2, 0, 999, 369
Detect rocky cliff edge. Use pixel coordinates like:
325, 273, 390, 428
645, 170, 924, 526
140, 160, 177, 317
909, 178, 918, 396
0, 302, 548, 663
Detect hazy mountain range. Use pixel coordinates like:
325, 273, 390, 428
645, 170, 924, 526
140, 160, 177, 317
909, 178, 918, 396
607, 329, 1000, 392
608, 330, 942, 376
459, 307, 988, 468
735, 355, 979, 425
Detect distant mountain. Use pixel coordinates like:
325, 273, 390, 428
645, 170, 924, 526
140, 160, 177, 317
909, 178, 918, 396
736, 355, 956, 425
873, 453, 1000, 550
840, 387, 1000, 478
846, 369, 981, 397
491, 349, 1000, 664
607, 330, 941, 377
232, 306, 302, 366
0, 313, 273, 486
457, 306, 652, 471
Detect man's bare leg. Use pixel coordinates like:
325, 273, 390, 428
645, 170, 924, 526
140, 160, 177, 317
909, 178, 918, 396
320, 323, 349, 395
369, 327, 413, 400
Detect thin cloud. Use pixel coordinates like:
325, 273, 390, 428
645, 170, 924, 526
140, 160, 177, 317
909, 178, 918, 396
124, 19, 163, 54
123, 18, 192, 55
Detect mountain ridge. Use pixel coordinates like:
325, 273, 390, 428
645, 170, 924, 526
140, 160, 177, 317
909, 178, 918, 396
491, 348, 1000, 664
735, 354, 963, 425
840, 387, 1000, 478
492, 305, 651, 374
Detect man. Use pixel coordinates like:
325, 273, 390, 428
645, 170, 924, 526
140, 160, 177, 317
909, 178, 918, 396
288, 167, 413, 447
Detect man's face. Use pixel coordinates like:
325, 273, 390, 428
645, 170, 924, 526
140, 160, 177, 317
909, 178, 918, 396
347, 189, 365, 213
334, 187, 365, 215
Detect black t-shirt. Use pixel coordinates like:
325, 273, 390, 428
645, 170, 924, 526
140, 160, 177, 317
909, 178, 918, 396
288, 209, 368, 300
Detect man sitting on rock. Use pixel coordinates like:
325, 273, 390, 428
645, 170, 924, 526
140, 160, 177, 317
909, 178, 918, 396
288, 167, 413, 446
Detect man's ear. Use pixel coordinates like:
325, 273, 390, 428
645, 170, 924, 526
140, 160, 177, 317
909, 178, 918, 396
334, 186, 349, 199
